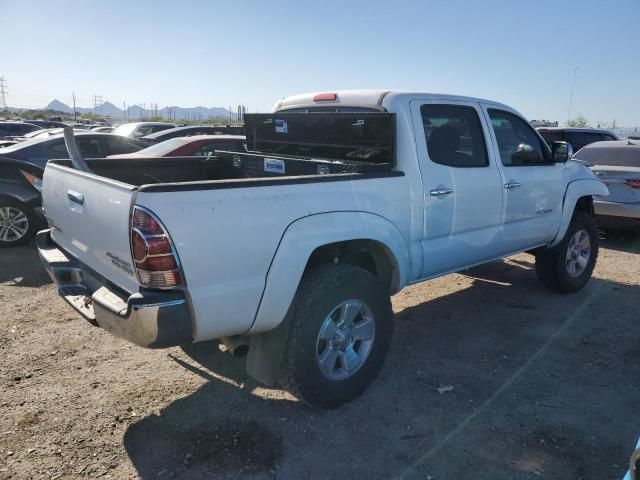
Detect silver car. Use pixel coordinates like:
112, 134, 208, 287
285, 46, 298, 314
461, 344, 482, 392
573, 139, 640, 229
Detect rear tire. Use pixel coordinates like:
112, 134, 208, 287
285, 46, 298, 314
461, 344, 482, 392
535, 212, 599, 293
280, 264, 393, 409
0, 199, 36, 248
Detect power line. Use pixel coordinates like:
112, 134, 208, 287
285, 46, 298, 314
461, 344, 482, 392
0, 77, 8, 110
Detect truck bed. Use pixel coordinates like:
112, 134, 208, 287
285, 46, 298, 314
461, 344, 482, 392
51, 150, 395, 190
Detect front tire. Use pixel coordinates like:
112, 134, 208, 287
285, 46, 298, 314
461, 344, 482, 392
535, 212, 599, 293
280, 264, 393, 409
0, 199, 36, 248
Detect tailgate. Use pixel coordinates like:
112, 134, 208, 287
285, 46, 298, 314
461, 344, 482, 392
592, 165, 640, 204
42, 162, 140, 293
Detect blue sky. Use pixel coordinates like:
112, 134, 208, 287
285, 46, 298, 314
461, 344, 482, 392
2, 0, 639, 126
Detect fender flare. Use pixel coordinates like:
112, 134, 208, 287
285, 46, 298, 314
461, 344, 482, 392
248, 211, 410, 334
550, 178, 609, 247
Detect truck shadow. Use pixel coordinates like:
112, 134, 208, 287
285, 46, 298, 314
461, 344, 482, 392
123, 256, 640, 479
600, 228, 640, 253
0, 242, 51, 288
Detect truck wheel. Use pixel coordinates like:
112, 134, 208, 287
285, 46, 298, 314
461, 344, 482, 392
280, 264, 393, 409
535, 212, 599, 293
0, 199, 36, 248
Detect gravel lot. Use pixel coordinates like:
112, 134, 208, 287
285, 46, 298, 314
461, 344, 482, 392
1, 232, 639, 480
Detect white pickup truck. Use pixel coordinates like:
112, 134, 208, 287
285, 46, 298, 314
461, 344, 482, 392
37, 90, 608, 408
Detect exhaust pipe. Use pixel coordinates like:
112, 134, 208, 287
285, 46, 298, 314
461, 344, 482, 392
220, 336, 249, 357
63, 126, 92, 173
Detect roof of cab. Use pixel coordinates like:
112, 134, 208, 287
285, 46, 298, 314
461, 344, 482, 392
273, 89, 514, 113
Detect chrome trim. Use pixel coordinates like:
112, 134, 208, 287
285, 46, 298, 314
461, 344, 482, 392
430, 188, 454, 197
131, 299, 186, 310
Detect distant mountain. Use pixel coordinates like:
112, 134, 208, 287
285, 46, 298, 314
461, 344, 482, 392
47, 99, 74, 114
42, 99, 231, 120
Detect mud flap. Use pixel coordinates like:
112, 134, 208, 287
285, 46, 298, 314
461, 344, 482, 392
245, 307, 293, 386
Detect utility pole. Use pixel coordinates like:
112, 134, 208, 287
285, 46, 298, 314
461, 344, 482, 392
93, 94, 103, 117
72, 92, 77, 121
123, 101, 126, 121
0, 77, 8, 111
140, 103, 146, 120
567, 67, 577, 126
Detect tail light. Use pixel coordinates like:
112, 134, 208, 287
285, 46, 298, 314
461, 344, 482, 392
624, 179, 640, 189
130, 206, 183, 288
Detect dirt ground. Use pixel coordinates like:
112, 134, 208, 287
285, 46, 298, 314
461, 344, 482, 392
1, 232, 639, 480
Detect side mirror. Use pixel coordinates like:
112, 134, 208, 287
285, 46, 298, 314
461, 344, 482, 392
551, 141, 573, 162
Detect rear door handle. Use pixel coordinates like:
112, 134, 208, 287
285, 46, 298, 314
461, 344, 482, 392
504, 182, 522, 190
67, 190, 84, 205
430, 188, 454, 197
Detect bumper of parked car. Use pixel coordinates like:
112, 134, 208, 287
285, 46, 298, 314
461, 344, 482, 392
594, 200, 640, 229
36, 229, 193, 348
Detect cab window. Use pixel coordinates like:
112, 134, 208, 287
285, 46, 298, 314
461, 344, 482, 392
488, 109, 550, 166
420, 105, 488, 168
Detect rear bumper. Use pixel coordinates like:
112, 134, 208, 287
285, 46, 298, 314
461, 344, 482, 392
594, 200, 640, 219
36, 229, 193, 348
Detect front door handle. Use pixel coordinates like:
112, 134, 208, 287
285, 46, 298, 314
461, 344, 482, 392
430, 188, 454, 197
67, 190, 84, 205
504, 182, 522, 190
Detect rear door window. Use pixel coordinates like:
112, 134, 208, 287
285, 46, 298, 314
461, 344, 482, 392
420, 105, 488, 168
567, 132, 589, 148
48, 140, 69, 155
149, 125, 174, 134
587, 133, 606, 144
105, 137, 144, 155
538, 130, 566, 144
76, 137, 106, 157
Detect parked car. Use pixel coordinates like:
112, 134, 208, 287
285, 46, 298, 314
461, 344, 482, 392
0, 139, 19, 148
0, 121, 42, 138
141, 125, 246, 143
537, 127, 618, 153
0, 157, 47, 247
107, 135, 245, 159
21, 120, 67, 129
18, 127, 86, 140
0, 132, 146, 247
37, 89, 607, 408
0, 132, 146, 169
112, 122, 177, 139
573, 139, 640, 230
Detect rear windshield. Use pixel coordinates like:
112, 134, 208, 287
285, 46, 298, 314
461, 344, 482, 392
574, 142, 640, 167
244, 112, 395, 164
